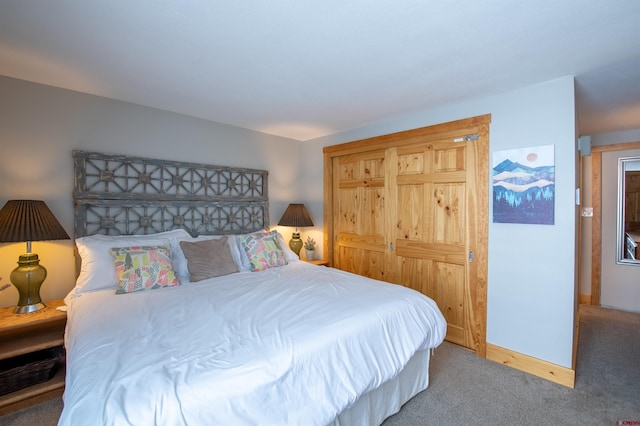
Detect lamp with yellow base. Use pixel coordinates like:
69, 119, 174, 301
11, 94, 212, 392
277, 203, 314, 257
0, 200, 70, 314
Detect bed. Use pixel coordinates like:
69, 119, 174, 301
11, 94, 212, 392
59, 151, 446, 425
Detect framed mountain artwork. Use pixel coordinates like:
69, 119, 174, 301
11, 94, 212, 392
492, 145, 555, 225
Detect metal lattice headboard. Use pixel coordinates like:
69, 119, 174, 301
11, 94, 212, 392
73, 150, 269, 237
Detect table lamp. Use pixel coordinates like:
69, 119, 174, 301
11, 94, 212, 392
277, 203, 313, 256
0, 200, 70, 313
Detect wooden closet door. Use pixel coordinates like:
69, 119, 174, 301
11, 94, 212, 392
324, 114, 489, 356
389, 137, 480, 349
331, 150, 389, 281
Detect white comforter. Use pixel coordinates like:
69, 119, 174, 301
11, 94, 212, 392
60, 261, 446, 426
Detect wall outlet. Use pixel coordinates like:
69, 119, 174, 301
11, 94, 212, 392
582, 207, 593, 217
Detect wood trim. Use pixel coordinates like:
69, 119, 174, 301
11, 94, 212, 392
473, 122, 490, 358
591, 150, 602, 306
323, 152, 333, 264
592, 141, 640, 153
486, 343, 575, 388
578, 293, 591, 305
589, 141, 640, 306
323, 114, 491, 157
572, 309, 580, 371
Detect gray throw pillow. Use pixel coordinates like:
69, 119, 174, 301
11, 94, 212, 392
179, 236, 239, 282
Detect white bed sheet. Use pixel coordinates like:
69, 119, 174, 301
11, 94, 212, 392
60, 261, 446, 426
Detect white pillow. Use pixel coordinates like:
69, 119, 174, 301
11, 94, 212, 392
74, 229, 191, 295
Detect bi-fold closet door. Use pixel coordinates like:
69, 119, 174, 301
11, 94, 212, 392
323, 115, 490, 355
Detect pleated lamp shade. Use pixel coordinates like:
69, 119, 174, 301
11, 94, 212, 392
277, 204, 314, 229
0, 200, 70, 243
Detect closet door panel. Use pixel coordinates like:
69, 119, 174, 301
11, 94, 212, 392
333, 150, 389, 280
393, 140, 473, 348
337, 188, 358, 233
359, 187, 385, 236
432, 183, 465, 244
430, 261, 466, 345
396, 184, 423, 240
338, 245, 386, 281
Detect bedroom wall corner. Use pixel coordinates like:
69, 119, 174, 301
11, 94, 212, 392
484, 77, 577, 370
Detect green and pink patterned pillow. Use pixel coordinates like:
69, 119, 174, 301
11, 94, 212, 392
110, 245, 180, 294
239, 230, 287, 272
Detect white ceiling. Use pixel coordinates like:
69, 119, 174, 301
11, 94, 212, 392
1, 1, 640, 141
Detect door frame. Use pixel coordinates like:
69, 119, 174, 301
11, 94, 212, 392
323, 114, 490, 357
590, 141, 640, 305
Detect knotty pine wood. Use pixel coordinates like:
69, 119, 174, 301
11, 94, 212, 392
486, 343, 575, 388
591, 150, 602, 306
324, 114, 490, 357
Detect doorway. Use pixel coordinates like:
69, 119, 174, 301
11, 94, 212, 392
588, 142, 640, 311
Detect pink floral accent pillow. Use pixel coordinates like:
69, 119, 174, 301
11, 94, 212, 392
239, 230, 288, 272
110, 245, 180, 294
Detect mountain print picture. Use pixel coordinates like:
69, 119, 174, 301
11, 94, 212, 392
492, 145, 555, 225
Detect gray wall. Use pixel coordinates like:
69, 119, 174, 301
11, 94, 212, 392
304, 76, 578, 368
0, 76, 307, 306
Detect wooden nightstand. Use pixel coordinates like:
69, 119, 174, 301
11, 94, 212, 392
305, 259, 329, 266
0, 299, 66, 415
